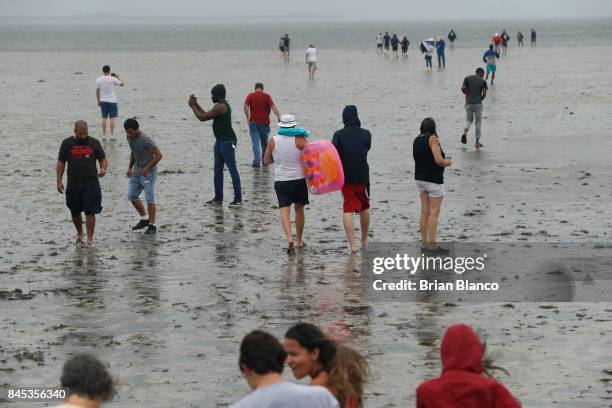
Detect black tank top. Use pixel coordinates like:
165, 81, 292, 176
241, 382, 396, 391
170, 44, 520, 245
413, 134, 445, 184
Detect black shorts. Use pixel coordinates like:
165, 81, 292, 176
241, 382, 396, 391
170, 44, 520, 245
377, 44, 383, 48
274, 179, 309, 208
66, 184, 102, 215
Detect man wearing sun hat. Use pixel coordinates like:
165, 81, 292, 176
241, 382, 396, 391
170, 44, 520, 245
263, 114, 310, 254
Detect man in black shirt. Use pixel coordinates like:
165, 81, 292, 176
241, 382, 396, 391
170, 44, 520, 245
332, 105, 372, 253
57, 120, 107, 248
283, 34, 290, 61
383, 32, 391, 55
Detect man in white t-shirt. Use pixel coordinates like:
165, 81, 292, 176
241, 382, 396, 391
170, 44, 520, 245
231, 330, 339, 408
305, 45, 317, 80
95, 65, 124, 140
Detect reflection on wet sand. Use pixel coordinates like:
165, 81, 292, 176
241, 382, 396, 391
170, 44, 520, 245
128, 235, 160, 315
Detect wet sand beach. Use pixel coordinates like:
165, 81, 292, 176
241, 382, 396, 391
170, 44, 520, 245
1, 47, 612, 406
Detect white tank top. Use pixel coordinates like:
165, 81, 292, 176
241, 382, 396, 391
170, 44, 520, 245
273, 135, 305, 181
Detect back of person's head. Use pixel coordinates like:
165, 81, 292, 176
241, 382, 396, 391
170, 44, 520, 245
123, 118, 139, 130
420, 117, 436, 137
102, 65, 111, 74
342, 105, 361, 127
61, 354, 114, 402
239, 330, 287, 375
211, 84, 226, 99
476, 67, 485, 76
327, 345, 369, 408
254, 82, 264, 90
285, 323, 337, 371
309, 44, 315, 48
489, 44, 494, 49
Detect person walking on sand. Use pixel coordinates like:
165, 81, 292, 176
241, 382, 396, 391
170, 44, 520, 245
436, 36, 446, 68
517, 31, 524, 47
279, 36, 286, 59
413, 118, 451, 254
424, 47, 433, 70
448, 29, 457, 48
95, 65, 123, 141
482, 44, 500, 85
530, 28, 537, 47
501, 30, 510, 56
376, 33, 383, 54
283, 34, 291, 61
306, 45, 318, 80
244, 82, 281, 168
383, 31, 390, 55
461, 67, 488, 148
56, 354, 115, 408
263, 114, 309, 254
332, 106, 372, 254
401, 35, 410, 56
56, 120, 107, 248
124, 118, 163, 235
416, 324, 521, 408
391, 34, 400, 58
231, 330, 340, 408
188, 84, 242, 207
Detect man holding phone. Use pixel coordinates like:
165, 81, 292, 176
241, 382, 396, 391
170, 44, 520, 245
56, 120, 107, 248
188, 84, 242, 207
95, 65, 124, 141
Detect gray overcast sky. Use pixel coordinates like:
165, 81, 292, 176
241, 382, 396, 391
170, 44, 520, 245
1, 0, 611, 20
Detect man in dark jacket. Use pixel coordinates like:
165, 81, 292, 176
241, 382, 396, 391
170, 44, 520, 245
332, 105, 372, 253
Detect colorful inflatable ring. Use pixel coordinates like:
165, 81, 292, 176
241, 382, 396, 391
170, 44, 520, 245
301, 140, 344, 194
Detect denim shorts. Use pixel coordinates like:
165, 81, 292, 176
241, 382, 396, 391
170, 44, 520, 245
128, 170, 157, 203
100, 102, 118, 118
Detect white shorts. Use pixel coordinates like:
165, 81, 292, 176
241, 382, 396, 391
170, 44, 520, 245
416, 180, 445, 197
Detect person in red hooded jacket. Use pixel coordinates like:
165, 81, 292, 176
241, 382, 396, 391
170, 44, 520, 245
416, 324, 521, 408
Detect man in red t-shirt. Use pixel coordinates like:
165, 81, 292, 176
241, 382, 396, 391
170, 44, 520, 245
244, 83, 281, 167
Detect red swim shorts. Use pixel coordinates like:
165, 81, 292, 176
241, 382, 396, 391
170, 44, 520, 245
342, 183, 370, 213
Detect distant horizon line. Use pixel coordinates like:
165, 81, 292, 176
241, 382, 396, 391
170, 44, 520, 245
1, 14, 611, 22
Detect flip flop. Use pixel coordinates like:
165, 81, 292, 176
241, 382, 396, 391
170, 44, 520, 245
75, 239, 85, 248
84, 241, 95, 249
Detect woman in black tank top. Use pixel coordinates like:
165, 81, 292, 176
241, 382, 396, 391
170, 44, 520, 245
412, 118, 452, 253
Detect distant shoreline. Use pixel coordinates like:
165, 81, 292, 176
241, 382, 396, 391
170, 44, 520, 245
1, 16, 611, 25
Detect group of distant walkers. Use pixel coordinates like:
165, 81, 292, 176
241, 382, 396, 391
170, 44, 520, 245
277, 33, 318, 79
